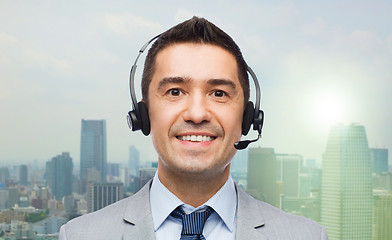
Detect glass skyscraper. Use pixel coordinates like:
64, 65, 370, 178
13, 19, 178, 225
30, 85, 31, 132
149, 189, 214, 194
80, 119, 107, 191
370, 148, 389, 175
373, 189, 392, 239
19, 164, 28, 186
247, 147, 277, 207
46, 152, 73, 201
276, 153, 303, 198
321, 124, 372, 239
128, 145, 140, 177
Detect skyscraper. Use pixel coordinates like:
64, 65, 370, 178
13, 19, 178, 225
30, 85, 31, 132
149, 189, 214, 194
46, 152, 73, 201
19, 165, 28, 186
120, 167, 129, 188
230, 150, 248, 188
0, 167, 10, 185
107, 163, 120, 178
87, 182, 124, 213
231, 149, 248, 173
128, 145, 140, 177
247, 147, 277, 207
321, 124, 372, 240
276, 153, 302, 198
370, 148, 389, 175
80, 119, 107, 191
138, 167, 157, 191
372, 189, 392, 240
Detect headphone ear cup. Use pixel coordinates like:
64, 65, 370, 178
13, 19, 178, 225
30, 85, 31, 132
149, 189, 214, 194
242, 101, 254, 135
127, 109, 141, 131
138, 102, 150, 136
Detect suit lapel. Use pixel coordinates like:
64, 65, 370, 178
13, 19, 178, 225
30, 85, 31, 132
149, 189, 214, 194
122, 179, 156, 240
236, 185, 269, 240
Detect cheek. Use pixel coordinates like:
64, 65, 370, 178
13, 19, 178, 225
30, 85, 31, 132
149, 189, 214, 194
217, 109, 243, 137
149, 106, 166, 132
149, 106, 170, 153
148, 102, 179, 134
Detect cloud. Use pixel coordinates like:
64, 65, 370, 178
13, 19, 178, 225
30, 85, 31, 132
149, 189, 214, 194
22, 46, 72, 71
101, 13, 162, 36
338, 30, 383, 54
242, 35, 273, 66
0, 31, 72, 71
0, 32, 18, 64
387, 34, 392, 54
175, 8, 200, 22
248, 1, 300, 27
300, 18, 328, 37
0, 32, 17, 44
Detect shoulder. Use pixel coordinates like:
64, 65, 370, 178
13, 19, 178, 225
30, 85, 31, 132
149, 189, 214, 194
59, 181, 152, 240
59, 196, 132, 240
236, 186, 328, 239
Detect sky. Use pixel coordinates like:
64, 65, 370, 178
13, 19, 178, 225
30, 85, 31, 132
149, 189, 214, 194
1, 0, 391, 167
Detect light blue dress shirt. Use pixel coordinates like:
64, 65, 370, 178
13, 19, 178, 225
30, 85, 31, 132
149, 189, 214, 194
150, 172, 237, 240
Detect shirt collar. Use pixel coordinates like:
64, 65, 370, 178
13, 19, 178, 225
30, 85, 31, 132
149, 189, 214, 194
150, 172, 183, 231
203, 174, 237, 232
149, 171, 237, 232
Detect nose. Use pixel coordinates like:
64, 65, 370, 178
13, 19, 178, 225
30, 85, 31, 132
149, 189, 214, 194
182, 92, 211, 124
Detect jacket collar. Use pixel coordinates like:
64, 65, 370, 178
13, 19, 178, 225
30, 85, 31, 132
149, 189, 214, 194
121, 179, 269, 240
235, 184, 269, 240
122, 179, 156, 240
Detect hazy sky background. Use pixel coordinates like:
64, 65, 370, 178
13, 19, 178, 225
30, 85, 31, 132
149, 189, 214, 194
1, 0, 391, 167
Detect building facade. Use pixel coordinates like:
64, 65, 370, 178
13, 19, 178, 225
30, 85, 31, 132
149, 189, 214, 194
80, 119, 107, 192
128, 145, 140, 177
46, 152, 73, 201
372, 190, 392, 240
321, 124, 372, 240
370, 148, 389, 175
247, 147, 277, 207
19, 165, 28, 186
87, 182, 124, 213
138, 168, 157, 191
276, 153, 303, 198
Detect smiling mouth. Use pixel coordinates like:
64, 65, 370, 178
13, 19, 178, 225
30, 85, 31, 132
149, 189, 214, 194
176, 135, 216, 142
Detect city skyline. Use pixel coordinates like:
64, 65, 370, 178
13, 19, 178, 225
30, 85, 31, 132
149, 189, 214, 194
0, 121, 389, 170
1, 1, 392, 166
0, 123, 390, 239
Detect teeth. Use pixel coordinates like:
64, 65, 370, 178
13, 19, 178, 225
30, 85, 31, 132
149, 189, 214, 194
178, 135, 215, 142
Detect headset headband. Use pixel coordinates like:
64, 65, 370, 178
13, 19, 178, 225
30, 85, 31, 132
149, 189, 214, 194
129, 34, 161, 114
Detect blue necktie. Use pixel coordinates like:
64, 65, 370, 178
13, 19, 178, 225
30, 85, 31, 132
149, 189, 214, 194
170, 206, 215, 240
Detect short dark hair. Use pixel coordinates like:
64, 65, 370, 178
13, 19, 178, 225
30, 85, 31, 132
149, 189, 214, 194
141, 16, 249, 106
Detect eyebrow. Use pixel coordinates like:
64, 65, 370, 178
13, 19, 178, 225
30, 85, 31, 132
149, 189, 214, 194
158, 77, 190, 90
207, 79, 237, 89
157, 77, 237, 90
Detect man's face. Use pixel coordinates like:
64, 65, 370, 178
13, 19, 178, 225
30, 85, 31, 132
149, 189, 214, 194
148, 43, 244, 178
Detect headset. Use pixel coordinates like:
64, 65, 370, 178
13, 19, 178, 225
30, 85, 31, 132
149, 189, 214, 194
127, 34, 264, 150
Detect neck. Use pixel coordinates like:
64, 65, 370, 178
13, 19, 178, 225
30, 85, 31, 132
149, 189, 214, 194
157, 165, 230, 208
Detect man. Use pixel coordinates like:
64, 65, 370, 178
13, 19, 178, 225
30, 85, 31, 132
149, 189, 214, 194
59, 17, 328, 240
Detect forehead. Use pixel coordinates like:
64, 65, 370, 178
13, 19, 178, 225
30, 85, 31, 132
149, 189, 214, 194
152, 43, 239, 85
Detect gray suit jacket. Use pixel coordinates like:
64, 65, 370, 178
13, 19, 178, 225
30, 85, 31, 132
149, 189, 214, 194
59, 180, 328, 239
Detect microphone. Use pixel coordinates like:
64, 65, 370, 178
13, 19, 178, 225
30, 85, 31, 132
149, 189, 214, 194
234, 133, 261, 150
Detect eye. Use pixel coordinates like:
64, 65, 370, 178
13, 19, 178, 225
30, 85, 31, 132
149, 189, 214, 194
167, 88, 182, 96
212, 90, 227, 98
